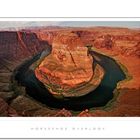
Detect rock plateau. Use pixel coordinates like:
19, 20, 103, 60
35, 32, 104, 98
0, 26, 139, 117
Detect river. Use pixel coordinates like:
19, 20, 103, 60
15, 49, 126, 111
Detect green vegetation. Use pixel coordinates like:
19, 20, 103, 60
88, 48, 132, 112
42, 63, 104, 99
11, 80, 26, 97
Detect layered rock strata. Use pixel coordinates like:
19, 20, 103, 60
35, 32, 104, 98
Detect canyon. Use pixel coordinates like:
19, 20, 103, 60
35, 32, 104, 98
0, 26, 140, 116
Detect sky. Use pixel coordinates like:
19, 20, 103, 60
0, 21, 139, 29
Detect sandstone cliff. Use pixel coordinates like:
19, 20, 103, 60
0, 31, 47, 60
0, 26, 140, 117
35, 32, 96, 97
35, 27, 140, 58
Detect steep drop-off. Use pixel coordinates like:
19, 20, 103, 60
35, 27, 140, 58
0, 30, 48, 116
35, 32, 104, 98
0, 27, 140, 117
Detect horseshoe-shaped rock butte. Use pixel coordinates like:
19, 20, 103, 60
35, 32, 104, 98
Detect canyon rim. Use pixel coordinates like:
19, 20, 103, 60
0, 21, 140, 117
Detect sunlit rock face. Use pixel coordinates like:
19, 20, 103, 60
50, 32, 94, 86
35, 32, 94, 97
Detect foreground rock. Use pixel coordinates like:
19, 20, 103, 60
35, 32, 104, 98
0, 98, 18, 117
10, 95, 71, 116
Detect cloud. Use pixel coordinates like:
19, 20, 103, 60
0, 21, 139, 29
0, 21, 61, 29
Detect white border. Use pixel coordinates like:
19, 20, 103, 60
0, 17, 140, 21
0, 117, 140, 138
0, 0, 140, 17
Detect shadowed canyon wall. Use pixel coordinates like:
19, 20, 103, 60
0, 31, 48, 60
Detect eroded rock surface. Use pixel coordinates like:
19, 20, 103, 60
0, 27, 140, 117
35, 32, 104, 97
